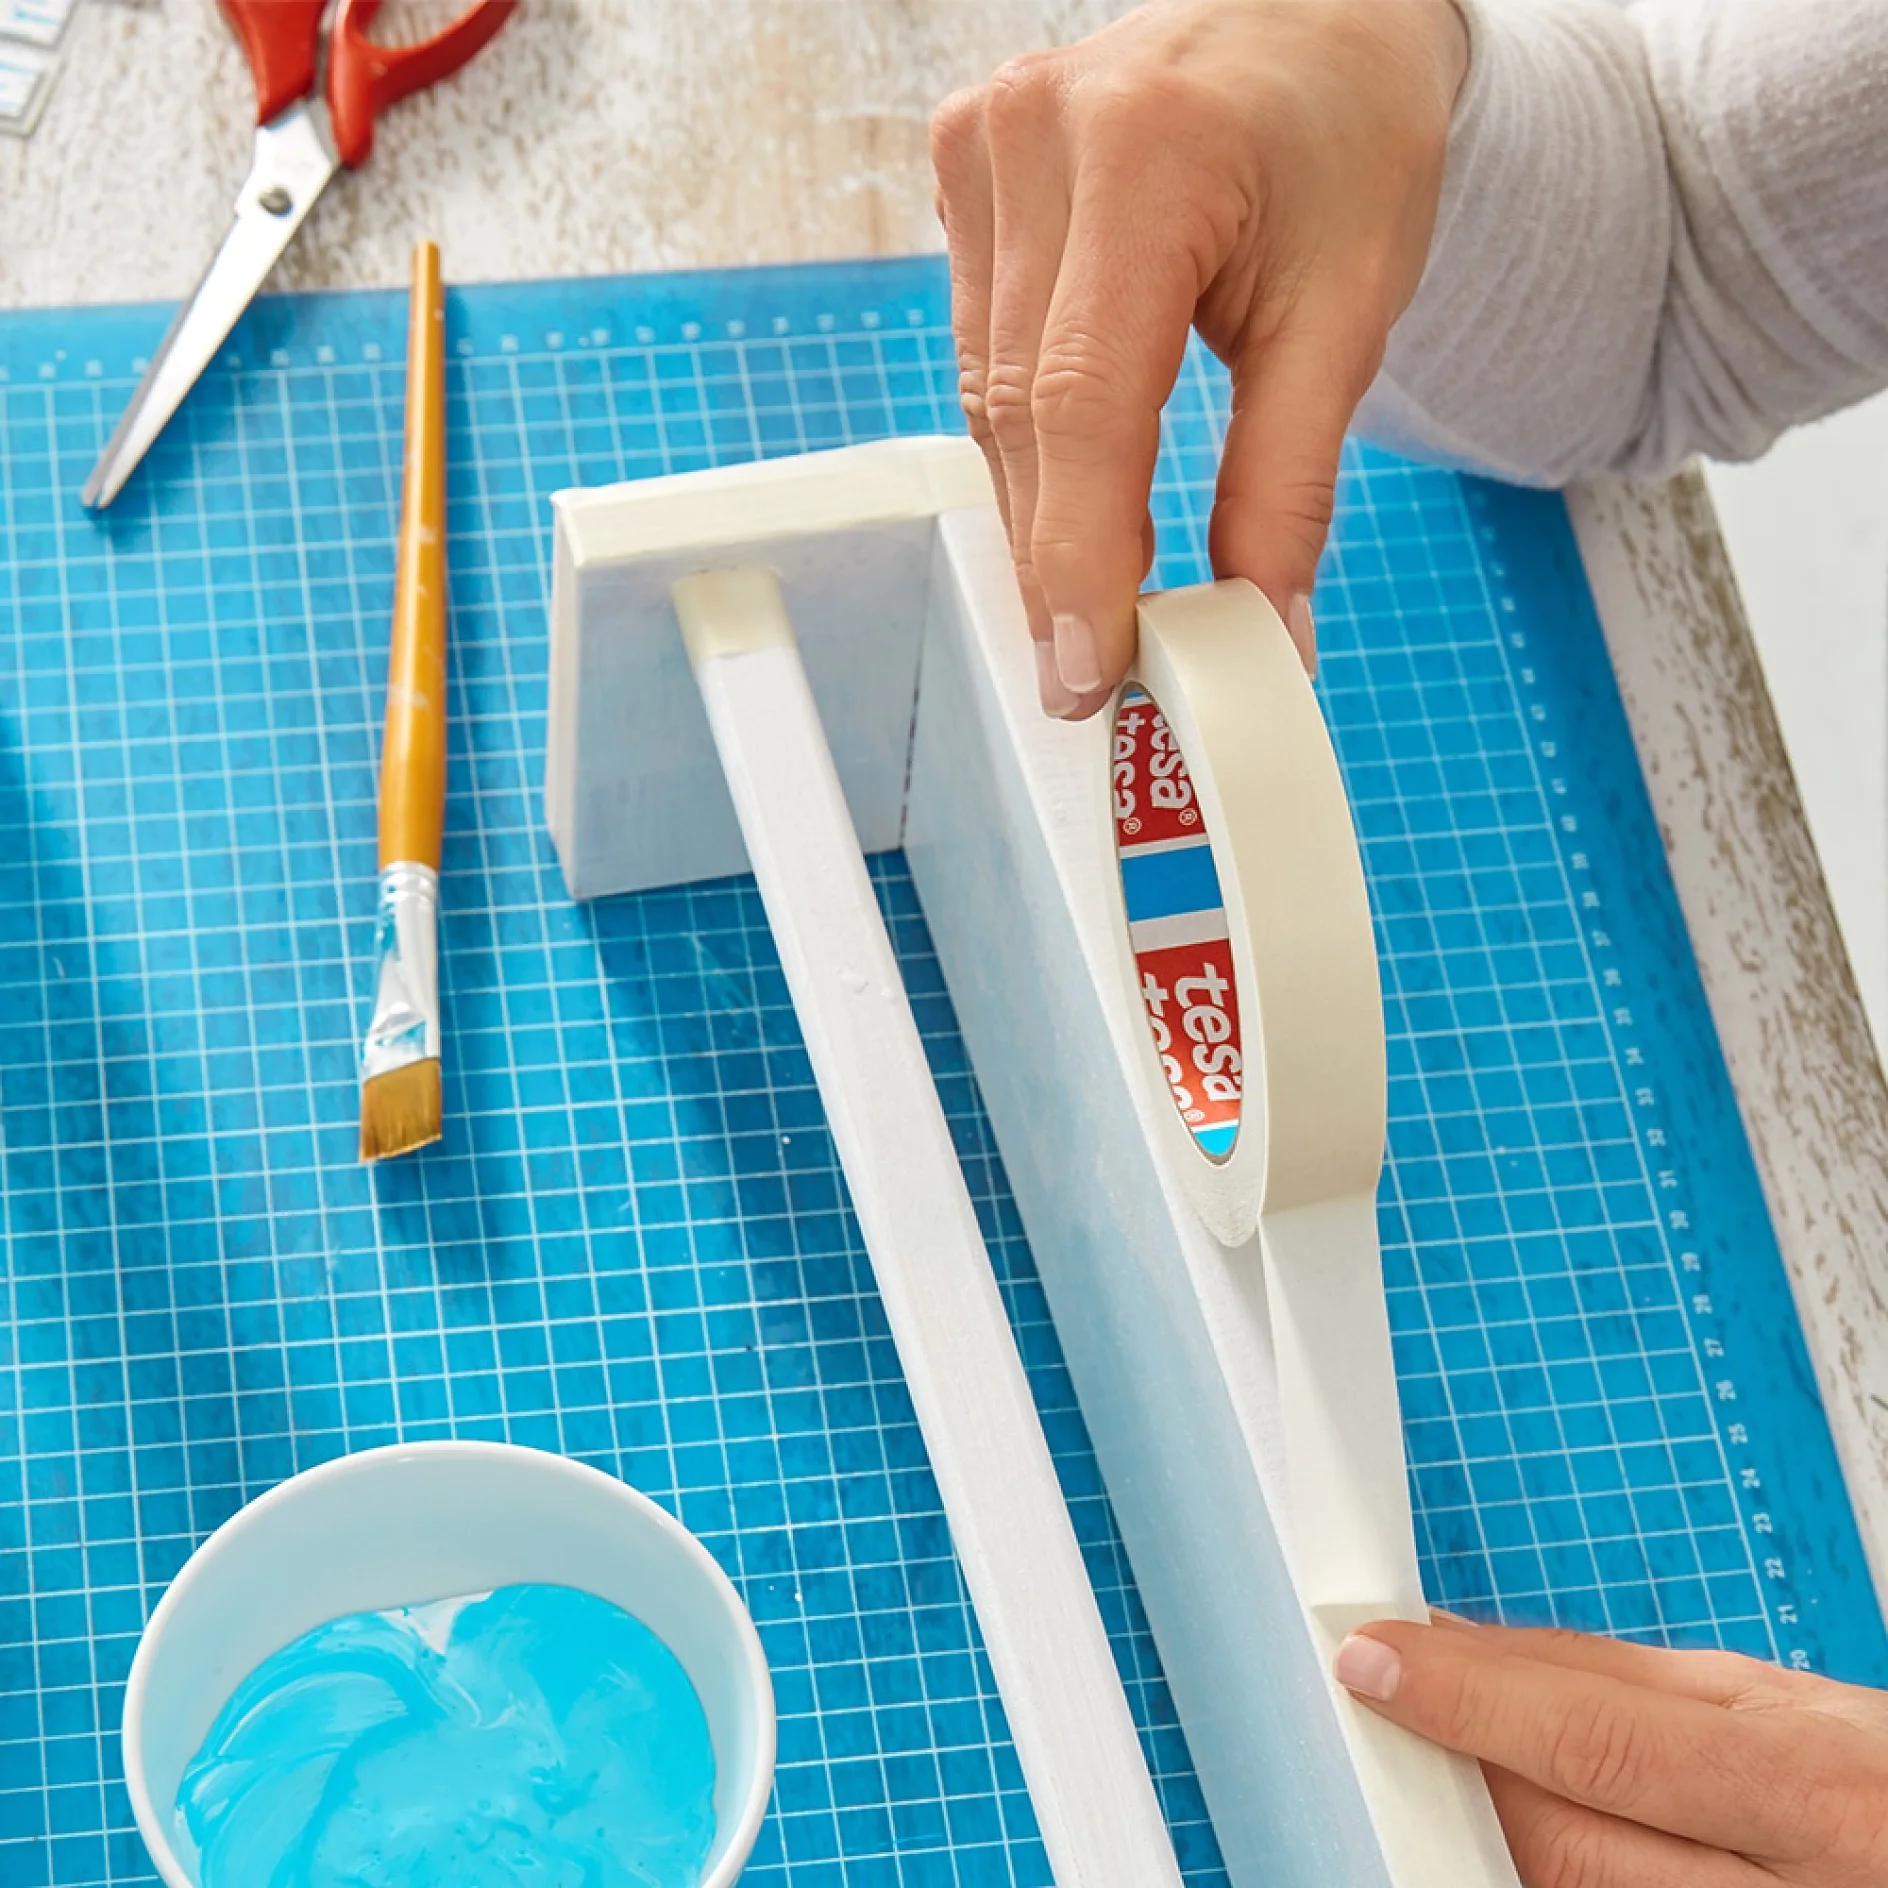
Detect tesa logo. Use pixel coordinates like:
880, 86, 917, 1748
1114, 692, 1200, 845
1113, 701, 1146, 831
1139, 947, 1242, 1125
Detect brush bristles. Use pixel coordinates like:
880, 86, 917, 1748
360, 1059, 442, 1163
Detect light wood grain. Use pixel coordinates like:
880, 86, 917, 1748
1572, 470, 1888, 1602
0, 0, 1112, 309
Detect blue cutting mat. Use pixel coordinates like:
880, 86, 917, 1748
0, 255, 1881, 1888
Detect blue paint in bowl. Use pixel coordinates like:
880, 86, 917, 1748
177, 1583, 717, 1888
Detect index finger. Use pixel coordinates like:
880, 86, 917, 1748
1425, 1616, 1826, 1711
1338, 1620, 1883, 1865
1025, 160, 1203, 706
931, 86, 1005, 529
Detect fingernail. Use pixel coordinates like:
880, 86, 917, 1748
1035, 640, 1079, 718
1286, 593, 1317, 677
1335, 1633, 1402, 1702
1053, 613, 1104, 694
1429, 1608, 1479, 1629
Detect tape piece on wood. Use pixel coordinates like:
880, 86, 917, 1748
1117, 581, 1521, 1888
673, 566, 1185, 1888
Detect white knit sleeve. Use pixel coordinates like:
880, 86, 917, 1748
1355, 0, 1888, 485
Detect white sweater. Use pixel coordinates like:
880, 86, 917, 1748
1360, 0, 1888, 484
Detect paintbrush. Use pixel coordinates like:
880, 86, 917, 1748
359, 240, 448, 1162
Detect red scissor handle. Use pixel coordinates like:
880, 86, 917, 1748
219, 0, 327, 127
218, 0, 515, 160
327, 0, 518, 168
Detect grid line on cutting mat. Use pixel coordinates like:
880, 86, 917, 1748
0, 256, 1878, 1888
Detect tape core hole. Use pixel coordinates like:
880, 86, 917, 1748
1111, 685, 1243, 1166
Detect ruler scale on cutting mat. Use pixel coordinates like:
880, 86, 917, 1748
0, 257, 1881, 1887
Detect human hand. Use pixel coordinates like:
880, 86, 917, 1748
930, 0, 1469, 717
1336, 1614, 1888, 1884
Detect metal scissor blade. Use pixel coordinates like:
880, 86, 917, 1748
82, 103, 338, 510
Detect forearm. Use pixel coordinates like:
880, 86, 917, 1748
1359, 0, 1888, 484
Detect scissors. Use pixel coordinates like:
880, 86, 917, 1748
82, 0, 515, 510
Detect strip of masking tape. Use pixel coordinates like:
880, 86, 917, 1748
673, 565, 1187, 1888
1114, 580, 1520, 1888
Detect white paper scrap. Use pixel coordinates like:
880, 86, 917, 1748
0, 0, 74, 48
0, 41, 52, 133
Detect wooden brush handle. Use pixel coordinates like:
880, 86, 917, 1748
378, 240, 448, 870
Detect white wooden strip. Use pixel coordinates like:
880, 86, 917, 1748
672, 566, 1183, 1888
909, 511, 1399, 1888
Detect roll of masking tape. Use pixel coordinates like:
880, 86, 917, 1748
1112, 582, 1520, 1888
1110, 579, 1386, 1248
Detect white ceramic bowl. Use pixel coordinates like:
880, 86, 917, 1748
122, 1441, 775, 1888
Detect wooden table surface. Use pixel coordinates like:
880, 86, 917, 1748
0, 0, 1114, 308
9, 0, 1888, 1606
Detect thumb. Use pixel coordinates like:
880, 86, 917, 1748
1211, 305, 1385, 673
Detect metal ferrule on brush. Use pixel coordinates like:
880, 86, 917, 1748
360, 862, 441, 1081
